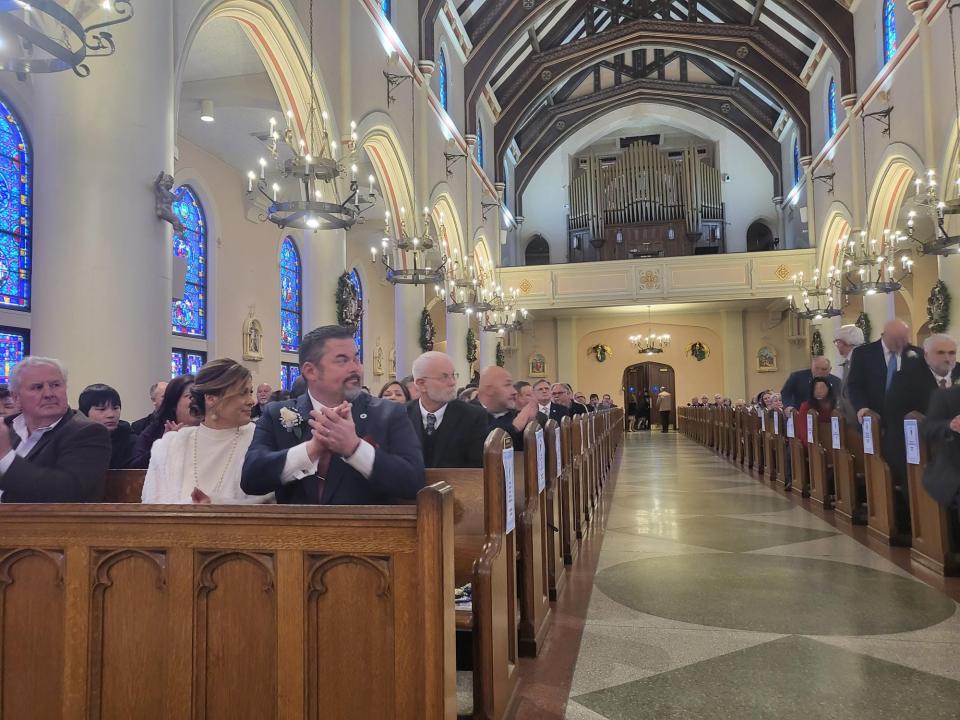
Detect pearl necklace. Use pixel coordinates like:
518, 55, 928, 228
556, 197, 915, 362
192, 425, 242, 499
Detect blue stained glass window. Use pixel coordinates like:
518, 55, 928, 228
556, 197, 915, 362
348, 269, 363, 362
477, 120, 485, 169
171, 185, 207, 338
0, 99, 31, 311
380, 0, 390, 18
279, 237, 302, 352
827, 78, 838, 138
171, 348, 206, 379
0, 326, 28, 384
793, 137, 801, 186
438, 48, 449, 112
281, 362, 302, 393
883, 0, 897, 64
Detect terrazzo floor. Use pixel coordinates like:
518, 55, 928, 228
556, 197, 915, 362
562, 430, 960, 719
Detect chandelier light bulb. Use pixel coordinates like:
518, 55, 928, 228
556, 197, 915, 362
306, 216, 320, 230
246, 171, 256, 192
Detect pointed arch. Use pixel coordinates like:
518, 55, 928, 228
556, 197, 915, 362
865, 146, 925, 244
431, 192, 466, 263
359, 119, 415, 238
818, 205, 853, 278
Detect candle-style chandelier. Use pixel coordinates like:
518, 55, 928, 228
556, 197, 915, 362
372, 206, 447, 285
441, 250, 493, 315
788, 268, 843, 320
630, 307, 670, 354
0, 0, 134, 77
897, 169, 960, 256
839, 230, 914, 295
245, 0, 375, 231
481, 285, 528, 334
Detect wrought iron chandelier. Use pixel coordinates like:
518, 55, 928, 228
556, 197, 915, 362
372, 206, 447, 285
894, 170, 960, 256
481, 285, 527, 334
788, 267, 843, 320
0, 0, 133, 77
630, 307, 670, 354
839, 230, 913, 295
245, 0, 375, 231
440, 250, 492, 315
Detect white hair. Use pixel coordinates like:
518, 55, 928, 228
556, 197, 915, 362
923, 333, 957, 352
835, 324, 865, 346
412, 351, 453, 380
10, 356, 67, 392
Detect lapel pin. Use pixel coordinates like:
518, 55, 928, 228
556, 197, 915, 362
360, 413, 368, 419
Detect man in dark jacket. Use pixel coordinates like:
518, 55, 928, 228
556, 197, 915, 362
130, 380, 166, 435
923, 384, 960, 507
477, 366, 544, 450
780, 356, 840, 411
847, 319, 920, 422
0, 357, 111, 502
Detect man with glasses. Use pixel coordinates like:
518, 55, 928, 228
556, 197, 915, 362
833, 324, 865, 424
407, 351, 489, 468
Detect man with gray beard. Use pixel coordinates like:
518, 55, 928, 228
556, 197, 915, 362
406, 351, 489, 468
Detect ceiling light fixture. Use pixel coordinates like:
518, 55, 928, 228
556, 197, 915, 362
199, 99, 215, 123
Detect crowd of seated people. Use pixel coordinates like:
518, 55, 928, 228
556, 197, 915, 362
0, 323, 610, 507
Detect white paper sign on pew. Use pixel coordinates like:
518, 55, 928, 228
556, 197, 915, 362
806, 413, 815, 443
503, 447, 516, 534
904, 418, 921, 465
554, 427, 562, 473
863, 415, 875, 455
773, 412, 780, 434
786, 414, 795, 438
831, 416, 841, 449
761, 412, 766, 432
535, 429, 546, 492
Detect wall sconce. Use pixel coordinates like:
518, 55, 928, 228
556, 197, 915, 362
615, 229, 623, 244
573, 236, 582, 251
200, 99, 215, 123
710, 226, 719, 241
666, 227, 675, 241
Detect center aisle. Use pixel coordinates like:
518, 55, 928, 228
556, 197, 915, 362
555, 431, 960, 719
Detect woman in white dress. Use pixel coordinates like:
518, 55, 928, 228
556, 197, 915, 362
141, 358, 272, 504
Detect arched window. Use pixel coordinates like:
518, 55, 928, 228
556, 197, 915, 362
0, 326, 28, 384
438, 48, 449, 112
348, 269, 363, 361
827, 78, 838, 138
279, 237, 302, 353
0, 97, 32, 311
524, 235, 550, 265
380, 0, 390, 19
171, 185, 207, 338
792, 137, 801, 187
476, 120, 485, 169
883, 0, 897, 64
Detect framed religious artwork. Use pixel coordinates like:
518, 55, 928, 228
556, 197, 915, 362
529, 352, 547, 378
757, 345, 778, 373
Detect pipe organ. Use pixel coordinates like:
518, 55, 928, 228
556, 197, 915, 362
567, 141, 725, 261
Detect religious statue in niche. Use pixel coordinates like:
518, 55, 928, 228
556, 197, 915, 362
756, 345, 777, 373
389, 346, 397, 377
242, 308, 264, 362
373, 340, 385, 377
529, 352, 547, 378
154, 172, 185, 235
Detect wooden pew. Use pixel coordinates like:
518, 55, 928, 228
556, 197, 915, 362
773, 410, 788, 487
861, 410, 900, 544
571, 416, 589, 537
786, 412, 809, 497
558, 416, 579, 562
105, 468, 147, 502
515, 424, 553, 657
831, 411, 868, 525
806, 414, 834, 509
0, 484, 457, 719
763, 410, 777, 482
543, 419, 567, 600
904, 412, 959, 576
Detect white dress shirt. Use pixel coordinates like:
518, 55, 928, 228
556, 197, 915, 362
931, 369, 952, 388
539, 402, 551, 415
280, 393, 376, 484
0, 413, 65, 501
419, 400, 447, 431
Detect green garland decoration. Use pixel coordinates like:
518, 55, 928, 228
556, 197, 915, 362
335, 272, 362, 327
927, 280, 951, 333
419, 308, 435, 351
687, 341, 710, 362
810, 329, 824, 357
855, 312, 872, 343
466, 328, 478, 365
496, 341, 505, 367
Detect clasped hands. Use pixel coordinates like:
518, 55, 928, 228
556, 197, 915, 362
512, 396, 540, 432
305, 402, 361, 462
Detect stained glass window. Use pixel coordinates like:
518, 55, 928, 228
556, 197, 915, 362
793, 137, 801, 187
380, 0, 390, 19
438, 48, 449, 112
883, 0, 897, 64
171, 348, 206, 379
477, 120, 484, 169
348, 269, 363, 362
827, 78, 838, 138
280, 237, 302, 353
0, 326, 28, 384
281, 362, 302, 393
171, 185, 207, 338
0, 98, 31, 311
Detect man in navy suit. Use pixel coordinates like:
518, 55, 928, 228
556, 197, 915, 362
846, 319, 920, 423
241, 325, 425, 504
779, 356, 840, 411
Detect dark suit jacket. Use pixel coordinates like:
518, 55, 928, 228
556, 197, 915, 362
883, 357, 960, 478
241, 392, 425, 505
482, 406, 548, 451
130, 413, 152, 436
570, 402, 590, 416
922, 385, 960, 506
405, 399, 489, 468
0, 409, 111, 503
545, 403, 568, 423
780, 370, 841, 410
847, 340, 922, 415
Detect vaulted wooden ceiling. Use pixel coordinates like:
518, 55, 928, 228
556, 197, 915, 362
420, 0, 856, 196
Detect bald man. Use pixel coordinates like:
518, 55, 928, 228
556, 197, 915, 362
477, 366, 545, 450
847, 319, 921, 422
780, 356, 841, 412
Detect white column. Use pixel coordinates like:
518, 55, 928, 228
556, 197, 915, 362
817, 315, 842, 368
479, 328, 498, 369
721, 311, 746, 400
938, 254, 960, 337
909, 0, 936, 165
772, 196, 785, 248
863, 292, 895, 337
394, 284, 424, 379
801, 156, 817, 249
32, 3, 173, 417
842, 95, 866, 230
302, 229, 346, 328
446, 311, 469, 382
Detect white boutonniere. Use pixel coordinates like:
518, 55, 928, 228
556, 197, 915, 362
906, 350, 918, 359
279, 406, 304, 439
